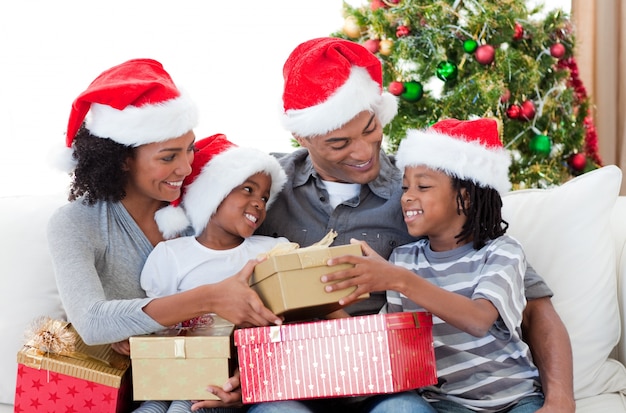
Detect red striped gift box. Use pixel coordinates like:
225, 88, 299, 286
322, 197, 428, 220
234, 312, 436, 403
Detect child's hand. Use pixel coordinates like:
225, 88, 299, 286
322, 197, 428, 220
322, 239, 397, 306
110, 339, 130, 355
190, 369, 243, 411
213, 258, 282, 327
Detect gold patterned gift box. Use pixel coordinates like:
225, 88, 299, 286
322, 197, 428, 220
129, 315, 234, 401
14, 319, 132, 413
251, 243, 369, 321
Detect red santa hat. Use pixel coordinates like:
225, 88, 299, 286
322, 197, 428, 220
281, 37, 397, 138
155, 134, 287, 239
396, 118, 512, 194
66, 58, 198, 148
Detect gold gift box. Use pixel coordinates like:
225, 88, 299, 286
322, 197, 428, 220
129, 316, 234, 401
15, 321, 132, 413
251, 243, 369, 321
17, 324, 130, 388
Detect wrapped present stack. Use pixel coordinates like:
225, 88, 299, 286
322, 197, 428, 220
235, 312, 437, 403
129, 314, 234, 401
14, 317, 132, 413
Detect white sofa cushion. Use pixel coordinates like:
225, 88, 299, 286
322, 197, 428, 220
2, 168, 626, 409
612, 197, 626, 363
0, 193, 67, 404
502, 165, 626, 399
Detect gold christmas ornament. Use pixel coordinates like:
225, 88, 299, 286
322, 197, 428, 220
343, 16, 362, 39
379, 39, 394, 56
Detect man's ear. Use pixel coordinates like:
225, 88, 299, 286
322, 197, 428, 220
293, 134, 308, 148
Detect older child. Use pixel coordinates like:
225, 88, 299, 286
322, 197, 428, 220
323, 118, 544, 412
136, 133, 290, 413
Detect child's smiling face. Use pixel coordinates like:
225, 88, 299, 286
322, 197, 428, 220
401, 165, 469, 251
203, 172, 272, 249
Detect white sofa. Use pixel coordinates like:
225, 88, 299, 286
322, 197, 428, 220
1, 165, 626, 412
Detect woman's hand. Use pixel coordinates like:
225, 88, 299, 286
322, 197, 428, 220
213, 258, 282, 327
190, 370, 243, 411
110, 339, 130, 355
322, 239, 400, 306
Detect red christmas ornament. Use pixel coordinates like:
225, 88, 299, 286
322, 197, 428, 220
506, 104, 521, 119
475, 44, 495, 65
500, 89, 511, 103
550, 43, 566, 59
513, 22, 524, 41
569, 153, 587, 171
388, 81, 405, 96
396, 25, 410, 38
364, 39, 380, 54
371, 0, 387, 11
520, 100, 536, 120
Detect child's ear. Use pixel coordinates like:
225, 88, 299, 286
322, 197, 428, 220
460, 188, 471, 211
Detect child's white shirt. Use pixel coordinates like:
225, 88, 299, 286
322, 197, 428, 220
140, 235, 289, 298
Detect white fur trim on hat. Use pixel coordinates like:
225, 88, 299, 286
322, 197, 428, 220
396, 129, 512, 194
182, 147, 287, 236
86, 90, 198, 146
282, 67, 398, 138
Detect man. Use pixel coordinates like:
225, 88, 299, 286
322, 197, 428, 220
257, 37, 575, 412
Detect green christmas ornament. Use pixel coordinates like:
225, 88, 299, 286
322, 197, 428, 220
436, 61, 458, 82
529, 134, 551, 156
463, 39, 478, 53
401, 81, 424, 102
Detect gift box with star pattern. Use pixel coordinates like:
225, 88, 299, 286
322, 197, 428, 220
14, 324, 132, 413
234, 312, 437, 403
129, 315, 234, 401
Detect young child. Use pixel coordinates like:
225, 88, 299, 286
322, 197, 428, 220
323, 118, 544, 412
138, 133, 290, 413
143, 132, 291, 296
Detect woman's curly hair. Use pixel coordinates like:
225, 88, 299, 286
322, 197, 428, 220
452, 177, 509, 250
69, 125, 135, 204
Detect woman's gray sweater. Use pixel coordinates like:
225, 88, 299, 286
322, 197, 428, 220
47, 199, 165, 345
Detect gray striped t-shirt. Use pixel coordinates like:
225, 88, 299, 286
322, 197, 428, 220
387, 235, 542, 412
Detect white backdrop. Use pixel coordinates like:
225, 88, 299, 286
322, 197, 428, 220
0, 0, 569, 197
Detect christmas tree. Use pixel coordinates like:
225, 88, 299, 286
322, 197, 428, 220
331, 0, 601, 189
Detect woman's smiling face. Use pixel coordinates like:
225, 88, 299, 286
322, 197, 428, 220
124, 131, 196, 203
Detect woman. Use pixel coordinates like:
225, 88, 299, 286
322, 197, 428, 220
48, 58, 280, 412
